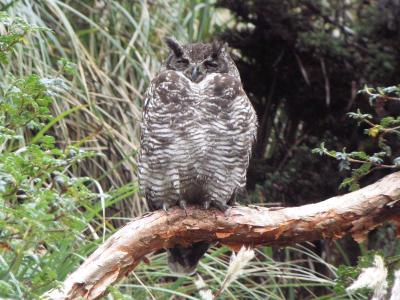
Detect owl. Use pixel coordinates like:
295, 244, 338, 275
138, 37, 257, 274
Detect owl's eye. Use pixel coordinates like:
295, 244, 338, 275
205, 60, 218, 68
175, 58, 189, 69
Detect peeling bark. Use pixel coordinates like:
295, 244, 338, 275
44, 172, 400, 300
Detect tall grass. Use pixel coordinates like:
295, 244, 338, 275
121, 245, 363, 299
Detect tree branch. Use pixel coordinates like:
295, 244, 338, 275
45, 172, 400, 300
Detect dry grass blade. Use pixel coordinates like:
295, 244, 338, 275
214, 246, 255, 298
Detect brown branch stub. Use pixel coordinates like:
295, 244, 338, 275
44, 172, 400, 300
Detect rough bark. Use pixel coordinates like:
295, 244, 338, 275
45, 172, 400, 300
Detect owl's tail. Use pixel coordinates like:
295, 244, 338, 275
167, 241, 210, 274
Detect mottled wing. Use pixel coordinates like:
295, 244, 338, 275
198, 73, 257, 208
138, 70, 201, 210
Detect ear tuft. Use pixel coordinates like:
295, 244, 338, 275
165, 37, 184, 57
211, 40, 226, 58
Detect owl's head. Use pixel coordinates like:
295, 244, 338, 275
164, 37, 238, 83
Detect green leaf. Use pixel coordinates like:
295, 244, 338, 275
347, 109, 372, 121
339, 177, 353, 190
380, 117, 396, 127
312, 142, 328, 156
349, 151, 369, 160
352, 163, 371, 177
0, 280, 14, 297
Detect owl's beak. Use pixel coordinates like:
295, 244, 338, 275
184, 65, 204, 83
191, 66, 201, 82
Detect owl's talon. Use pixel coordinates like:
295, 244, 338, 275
203, 201, 210, 210
163, 202, 170, 213
213, 201, 229, 212
179, 200, 188, 216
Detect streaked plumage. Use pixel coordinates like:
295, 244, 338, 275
138, 38, 257, 274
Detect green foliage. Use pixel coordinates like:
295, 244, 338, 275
0, 14, 104, 298
334, 251, 384, 297
0, 12, 47, 64
313, 85, 400, 191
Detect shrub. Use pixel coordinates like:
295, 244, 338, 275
0, 13, 102, 298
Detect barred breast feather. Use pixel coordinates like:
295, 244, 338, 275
138, 70, 257, 211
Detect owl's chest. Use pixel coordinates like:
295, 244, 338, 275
147, 72, 245, 141
164, 76, 238, 113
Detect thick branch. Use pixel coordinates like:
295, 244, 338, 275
45, 172, 400, 300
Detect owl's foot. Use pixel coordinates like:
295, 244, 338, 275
212, 200, 230, 212
203, 200, 211, 210
179, 200, 188, 216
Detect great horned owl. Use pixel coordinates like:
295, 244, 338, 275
138, 38, 257, 274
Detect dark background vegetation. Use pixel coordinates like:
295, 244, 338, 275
218, 0, 400, 205
217, 0, 400, 279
